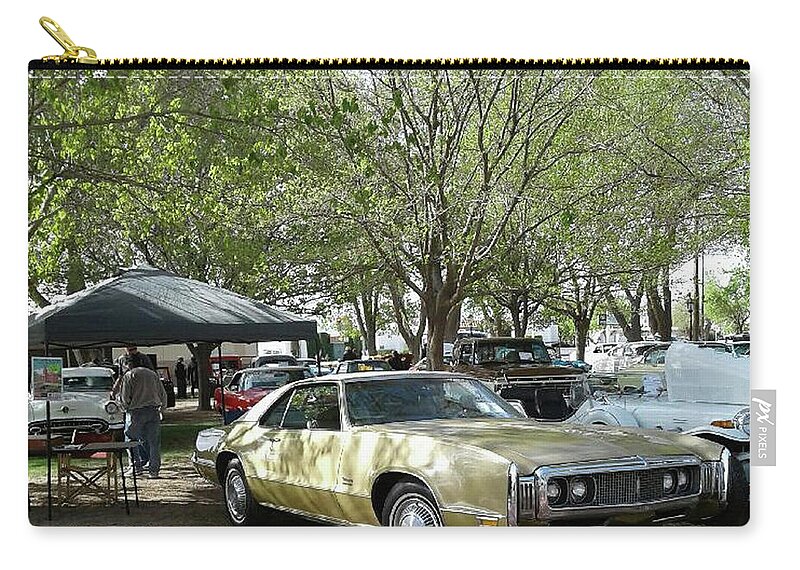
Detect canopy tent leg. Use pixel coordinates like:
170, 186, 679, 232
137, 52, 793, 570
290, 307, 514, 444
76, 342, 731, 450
45, 342, 52, 522
315, 334, 323, 376
218, 343, 227, 425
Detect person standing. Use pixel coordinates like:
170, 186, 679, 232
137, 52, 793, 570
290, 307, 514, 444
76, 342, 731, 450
116, 345, 154, 373
174, 357, 187, 399
111, 346, 157, 469
341, 346, 358, 361
387, 350, 402, 370
120, 365, 168, 479
187, 356, 198, 397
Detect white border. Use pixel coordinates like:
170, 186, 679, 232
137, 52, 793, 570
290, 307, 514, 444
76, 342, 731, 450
4, 1, 793, 568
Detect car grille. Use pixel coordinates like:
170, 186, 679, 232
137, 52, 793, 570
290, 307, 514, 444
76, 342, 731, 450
594, 468, 700, 505
519, 457, 704, 519
28, 418, 110, 435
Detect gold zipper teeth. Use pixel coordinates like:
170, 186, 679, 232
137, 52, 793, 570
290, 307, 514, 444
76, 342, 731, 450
89, 57, 747, 67
35, 19, 749, 69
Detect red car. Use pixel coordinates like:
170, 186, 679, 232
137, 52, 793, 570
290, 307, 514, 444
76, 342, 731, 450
213, 366, 312, 418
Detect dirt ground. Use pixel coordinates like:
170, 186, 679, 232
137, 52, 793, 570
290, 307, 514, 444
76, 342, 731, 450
27, 399, 315, 527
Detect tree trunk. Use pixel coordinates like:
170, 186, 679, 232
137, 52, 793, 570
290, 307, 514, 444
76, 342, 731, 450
29, 278, 51, 308
606, 286, 644, 342
575, 317, 591, 361
444, 302, 462, 342
425, 288, 456, 370
426, 311, 448, 371
661, 267, 673, 340
351, 295, 378, 357
387, 282, 426, 361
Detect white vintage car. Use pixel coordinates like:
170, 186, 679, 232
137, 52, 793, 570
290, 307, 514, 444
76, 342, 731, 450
28, 366, 124, 440
570, 342, 749, 524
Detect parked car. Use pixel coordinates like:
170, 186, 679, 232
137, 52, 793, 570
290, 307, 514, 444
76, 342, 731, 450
574, 342, 749, 524
251, 354, 298, 368
331, 359, 392, 375
297, 358, 333, 376
591, 341, 660, 375
28, 366, 124, 444
192, 371, 731, 526
213, 366, 312, 420
450, 336, 590, 422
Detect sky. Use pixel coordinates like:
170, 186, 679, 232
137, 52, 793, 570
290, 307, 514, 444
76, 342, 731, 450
3, 1, 794, 568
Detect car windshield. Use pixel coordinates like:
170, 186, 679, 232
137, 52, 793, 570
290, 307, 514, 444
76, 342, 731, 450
63, 374, 114, 391
474, 340, 551, 365
732, 343, 750, 357
345, 377, 522, 426
242, 370, 304, 390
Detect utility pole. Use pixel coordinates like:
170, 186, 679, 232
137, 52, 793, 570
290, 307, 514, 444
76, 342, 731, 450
700, 251, 705, 340
693, 253, 701, 341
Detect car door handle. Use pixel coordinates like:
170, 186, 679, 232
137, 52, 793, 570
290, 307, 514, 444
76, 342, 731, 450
672, 418, 688, 423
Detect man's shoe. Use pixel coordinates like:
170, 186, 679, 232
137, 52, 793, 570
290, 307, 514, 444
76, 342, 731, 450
147, 473, 160, 479
124, 467, 144, 477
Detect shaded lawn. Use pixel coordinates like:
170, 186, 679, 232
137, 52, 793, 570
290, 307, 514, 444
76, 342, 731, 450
28, 420, 220, 478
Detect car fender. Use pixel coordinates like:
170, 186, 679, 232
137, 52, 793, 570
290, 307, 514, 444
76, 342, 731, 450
574, 402, 640, 427
683, 425, 749, 443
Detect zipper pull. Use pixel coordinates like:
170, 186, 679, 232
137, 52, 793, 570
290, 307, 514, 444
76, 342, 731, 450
39, 16, 98, 64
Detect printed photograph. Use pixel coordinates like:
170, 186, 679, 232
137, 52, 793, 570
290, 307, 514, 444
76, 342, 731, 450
27, 65, 750, 526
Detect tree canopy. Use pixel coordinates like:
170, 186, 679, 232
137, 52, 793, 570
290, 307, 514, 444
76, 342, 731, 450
29, 66, 749, 368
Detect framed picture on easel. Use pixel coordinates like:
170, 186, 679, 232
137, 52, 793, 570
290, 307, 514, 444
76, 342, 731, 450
30, 357, 63, 399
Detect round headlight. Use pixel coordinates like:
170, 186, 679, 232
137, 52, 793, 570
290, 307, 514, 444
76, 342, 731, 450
570, 479, 588, 502
733, 408, 750, 436
546, 478, 568, 506
662, 471, 676, 494
104, 401, 119, 414
677, 468, 689, 491
547, 481, 562, 501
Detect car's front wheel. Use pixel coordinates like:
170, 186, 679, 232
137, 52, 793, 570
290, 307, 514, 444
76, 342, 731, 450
223, 458, 264, 526
382, 481, 443, 527
711, 455, 749, 526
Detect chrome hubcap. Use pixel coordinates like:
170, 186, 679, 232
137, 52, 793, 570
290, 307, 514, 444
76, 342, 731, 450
225, 470, 247, 523
392, 494, 441, 527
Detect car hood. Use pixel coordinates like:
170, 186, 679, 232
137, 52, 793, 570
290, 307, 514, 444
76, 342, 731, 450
237, 387, 278, 402
364, 418, 719, 474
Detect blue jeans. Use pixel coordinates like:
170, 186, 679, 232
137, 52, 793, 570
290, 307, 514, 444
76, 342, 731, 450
125, 406, 161, 476
124, 412, 149, 467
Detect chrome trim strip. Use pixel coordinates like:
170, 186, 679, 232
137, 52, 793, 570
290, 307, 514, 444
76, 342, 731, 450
539, 495, 700, 521
720, 448, 730, 505
508, 463, 519, 526
256, 498, 358, 526
441, 505, 506, 519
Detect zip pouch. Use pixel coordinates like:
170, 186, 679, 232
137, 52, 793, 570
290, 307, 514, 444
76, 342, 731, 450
28, 17, 751, 528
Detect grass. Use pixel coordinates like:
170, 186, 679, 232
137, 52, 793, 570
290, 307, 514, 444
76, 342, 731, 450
28, 420, 219, 479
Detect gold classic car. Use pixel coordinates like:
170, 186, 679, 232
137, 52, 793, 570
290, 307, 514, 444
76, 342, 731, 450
191, 371, 730, 526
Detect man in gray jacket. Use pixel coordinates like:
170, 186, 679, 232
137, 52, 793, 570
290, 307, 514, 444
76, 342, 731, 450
120, 366, 168, 479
